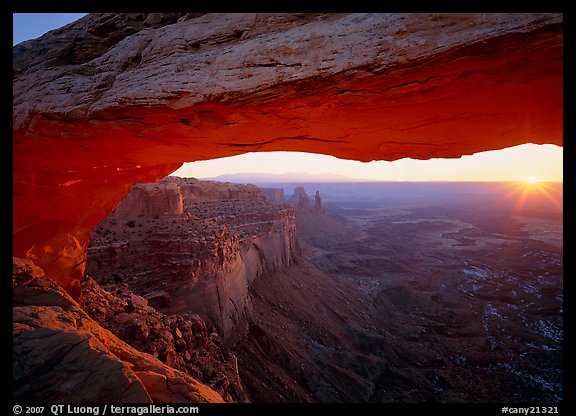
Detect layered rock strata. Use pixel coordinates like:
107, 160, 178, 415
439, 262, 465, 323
12, 13, 562, 291
12, 13, 563, 404
86, 177, 299, 341
108, 182, 184, 219
258, 188, 287, 205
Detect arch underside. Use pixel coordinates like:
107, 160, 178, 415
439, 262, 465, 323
12, 13, 562, 296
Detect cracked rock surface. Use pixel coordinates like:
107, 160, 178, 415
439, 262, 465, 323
13, 257, 224, 403
13, 12, 562, 297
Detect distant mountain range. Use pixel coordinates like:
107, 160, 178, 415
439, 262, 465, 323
205, 172, 364, 183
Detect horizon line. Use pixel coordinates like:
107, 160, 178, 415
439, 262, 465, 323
170, 176, 563, 184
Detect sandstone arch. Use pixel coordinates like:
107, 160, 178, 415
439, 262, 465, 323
13, 13, 563, 297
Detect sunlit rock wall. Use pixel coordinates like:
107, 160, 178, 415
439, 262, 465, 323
13, 13, 562, 295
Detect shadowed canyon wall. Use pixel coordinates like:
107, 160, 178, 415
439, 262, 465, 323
13, 13, 562, 296
86, 177, 299, 341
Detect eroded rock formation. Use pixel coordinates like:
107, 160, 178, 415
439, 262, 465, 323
258, 188, 287, 205
82, 178, 402, 403
108, 182, 184, 219
288, 187, 324, 214
13, 13, 562, 294
13, 257, 224, 403
86, 177, 299, 341
288, 187, 311, 211
314, 191, 324, 214
79, 275, 249, 402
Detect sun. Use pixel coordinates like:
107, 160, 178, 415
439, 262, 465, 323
519, 177, 543, 192
523, 176, 540, 184
504, 177, 561, 212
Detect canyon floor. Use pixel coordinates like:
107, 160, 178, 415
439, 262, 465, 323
294, 182, 563, 402
82, 179, 562, 403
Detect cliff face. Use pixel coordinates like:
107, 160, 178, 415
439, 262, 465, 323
81, 179, 398, 403
12, 13, 562, 293
86, 177, 299, 342
13, 13, 564, 405
108, 182, 184, 219
258, 188, 287, 205
288, 187, 311, 212
79, 275, 249, 402
171, 177, 265, 203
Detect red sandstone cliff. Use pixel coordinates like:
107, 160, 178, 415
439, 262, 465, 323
14, 175, 303, 402
81, 178, 390, 403
12, 13, 562, 293
12, 12, 564, 404
108, 182, 184, 219
86, 177, 299, 342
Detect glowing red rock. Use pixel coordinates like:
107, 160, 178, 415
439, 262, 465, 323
13, 13, 562, 296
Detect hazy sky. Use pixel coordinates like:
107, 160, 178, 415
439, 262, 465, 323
14, 14, 563, 182
171, 144, 563, 182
